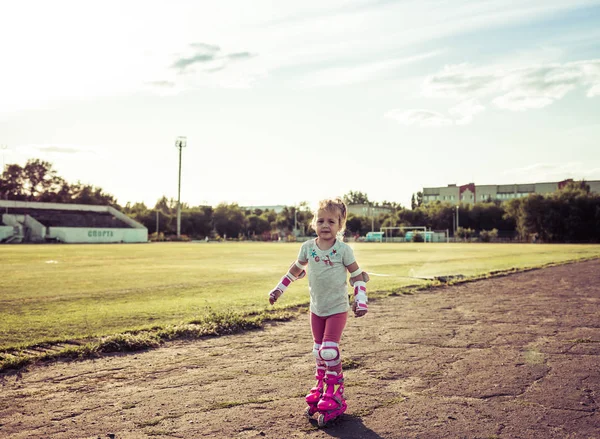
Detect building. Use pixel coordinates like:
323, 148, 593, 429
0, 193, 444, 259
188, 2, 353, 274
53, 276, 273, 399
0, 200, 147, 243
347, 204, 394, 217
242, 205, 287, 214
422, 180, 600, 205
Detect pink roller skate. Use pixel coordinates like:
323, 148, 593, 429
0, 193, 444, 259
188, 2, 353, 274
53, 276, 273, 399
316, 371, 347, 426
305, 366, 326, 418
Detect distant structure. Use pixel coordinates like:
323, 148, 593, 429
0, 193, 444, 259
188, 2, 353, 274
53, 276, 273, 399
422, 179, 600, 205
347, 204, 393, 216
0, 200, 148, 244
242, 205, 287, 213
244, 204, 395, 217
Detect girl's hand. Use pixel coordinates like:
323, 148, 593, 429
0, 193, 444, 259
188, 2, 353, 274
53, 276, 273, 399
269, 288, 283, 305
352, 300, 368, 317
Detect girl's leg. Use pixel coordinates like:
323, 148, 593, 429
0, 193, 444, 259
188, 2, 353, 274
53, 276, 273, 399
310, 311, 348, 372
316, 312, 348, 418
306, 313, 327, 411
309, 312, 328, 368
310, 312, 326, 345
321, 311, 347, 374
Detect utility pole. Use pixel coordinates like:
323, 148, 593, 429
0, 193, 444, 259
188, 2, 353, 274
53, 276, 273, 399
452, 209, 456, 235
175, 136, 187, 239
371, 204, 374, 232
294, 206, 298, 236
456, 205, 459, 231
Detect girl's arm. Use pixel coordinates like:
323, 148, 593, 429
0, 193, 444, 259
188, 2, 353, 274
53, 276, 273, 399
268, 260, 307, 305
346, 262, 369, 317
346, 262, 370, 284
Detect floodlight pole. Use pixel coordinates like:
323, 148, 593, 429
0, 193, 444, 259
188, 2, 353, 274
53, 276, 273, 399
175, 136, 187, 239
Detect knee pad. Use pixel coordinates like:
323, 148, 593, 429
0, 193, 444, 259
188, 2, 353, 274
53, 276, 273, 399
312, 343, 321, 359
318, 341, 341, 366
312, 343, 326, 366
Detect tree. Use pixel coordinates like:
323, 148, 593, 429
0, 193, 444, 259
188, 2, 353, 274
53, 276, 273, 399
181, 206, 213, 238
154, 196, 177, 215
411, 194, 416, 210
479, 228, 498, 242
0, 158, 118, 206
416, 191, 423, 208
213, 203, 245, 239
456, 226, 475, 241
380, 200, 403, 210
246, 214, 271, 237
123, 202, 149, 216
0, 160, 63, 201
21, 159, 64, 200
419, 202, 453, 230
343, 190, 370, 205
68, 182, 118, 206
345, 214, 364, 235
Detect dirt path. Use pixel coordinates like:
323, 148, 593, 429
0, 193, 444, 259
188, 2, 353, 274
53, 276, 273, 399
1, 260, 599, 439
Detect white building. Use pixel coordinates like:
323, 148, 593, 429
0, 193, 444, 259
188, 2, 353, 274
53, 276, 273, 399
422, 180, 600, 205
347, 204, 393, 217
0, 200, 148, 244
242, 205, 287, 214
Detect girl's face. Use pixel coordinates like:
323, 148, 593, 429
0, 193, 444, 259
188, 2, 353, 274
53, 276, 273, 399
314, 208, 341, 241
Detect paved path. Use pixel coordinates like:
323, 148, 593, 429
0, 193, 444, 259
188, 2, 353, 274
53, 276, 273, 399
1, 260, 599, 438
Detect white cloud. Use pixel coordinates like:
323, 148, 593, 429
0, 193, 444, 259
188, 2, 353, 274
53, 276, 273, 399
385, 109, 453, 127
448, 99, 485, 125
394, 58, 600, 126
492, 93, 554, 111
299, 51, 440, 87
386, 100, 485, 127
17, 144, 98, 158
423, 60, 600, 107
423, 63, 501, 98
588, 84, 600, 97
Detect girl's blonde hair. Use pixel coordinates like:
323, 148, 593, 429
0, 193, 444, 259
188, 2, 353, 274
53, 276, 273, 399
311, 197, 348, 237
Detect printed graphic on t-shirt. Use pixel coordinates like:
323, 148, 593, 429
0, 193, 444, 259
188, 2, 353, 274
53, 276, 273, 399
310, 245, 338, 267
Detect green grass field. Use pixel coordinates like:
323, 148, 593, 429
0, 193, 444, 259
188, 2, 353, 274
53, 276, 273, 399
1, 242, 599, 350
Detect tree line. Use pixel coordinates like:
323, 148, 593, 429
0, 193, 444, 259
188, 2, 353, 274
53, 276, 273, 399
1, 159, 599, 242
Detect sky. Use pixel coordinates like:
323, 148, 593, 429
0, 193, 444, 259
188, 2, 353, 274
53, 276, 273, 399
1, 0, 600, 209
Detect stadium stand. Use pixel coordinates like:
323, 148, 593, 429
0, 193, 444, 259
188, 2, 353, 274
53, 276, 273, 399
1, 208, 132, 229
0, 200, 147, 244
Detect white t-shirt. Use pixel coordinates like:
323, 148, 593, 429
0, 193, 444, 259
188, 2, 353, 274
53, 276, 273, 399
298, 238, 356, 317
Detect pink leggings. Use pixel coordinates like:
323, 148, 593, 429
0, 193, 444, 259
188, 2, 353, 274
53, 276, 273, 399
310, 311, 348, 373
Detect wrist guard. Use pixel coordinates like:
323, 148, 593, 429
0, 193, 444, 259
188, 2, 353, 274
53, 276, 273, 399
353, 281, 368, 312
269, 272, 296, 302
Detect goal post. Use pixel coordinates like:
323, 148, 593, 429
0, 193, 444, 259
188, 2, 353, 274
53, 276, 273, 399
432, 229, 450, 243
380, 227, 449, 243
381, 226, 427, 242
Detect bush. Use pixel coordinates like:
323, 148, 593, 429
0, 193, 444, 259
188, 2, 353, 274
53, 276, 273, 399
149, 232, 166, 242
479, 228, 499, 242
411, 232, 424, 242
456, 227, 475, 241
165, 234, 191, 242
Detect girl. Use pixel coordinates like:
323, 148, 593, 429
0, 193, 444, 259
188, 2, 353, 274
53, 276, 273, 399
268, 197, 369, 426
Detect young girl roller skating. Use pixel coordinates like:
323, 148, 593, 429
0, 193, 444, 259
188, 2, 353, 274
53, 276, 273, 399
268, 198, 369, 427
